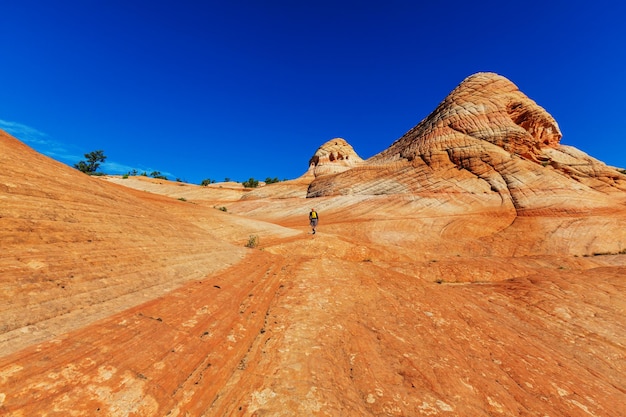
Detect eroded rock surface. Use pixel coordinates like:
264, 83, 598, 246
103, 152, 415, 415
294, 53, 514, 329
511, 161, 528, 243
307, 137, 364, 178
307, 73, 626, 214
1, 73, 626, 417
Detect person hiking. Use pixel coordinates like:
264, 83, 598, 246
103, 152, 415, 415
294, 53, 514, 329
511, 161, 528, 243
309, 208, 319, 234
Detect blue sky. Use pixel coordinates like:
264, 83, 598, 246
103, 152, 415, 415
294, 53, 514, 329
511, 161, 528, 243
1, 1, 625, 184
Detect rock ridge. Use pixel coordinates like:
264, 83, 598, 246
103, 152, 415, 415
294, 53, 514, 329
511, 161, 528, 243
305, 72, 626, 213
373, 72, 562, 164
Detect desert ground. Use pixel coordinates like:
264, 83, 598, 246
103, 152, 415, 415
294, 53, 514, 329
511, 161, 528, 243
1, 73, 625, 416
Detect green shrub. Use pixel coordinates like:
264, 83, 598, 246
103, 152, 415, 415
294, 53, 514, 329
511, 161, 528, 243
74, 150, 106, 174
150, 171, 168, 180
242, 178, 259, 188
245, 235, 259, 248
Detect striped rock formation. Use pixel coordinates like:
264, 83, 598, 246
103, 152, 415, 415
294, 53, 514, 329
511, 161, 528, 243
1, 73, 626, 417
306, 137, 364, 178
307, 73, 626, 217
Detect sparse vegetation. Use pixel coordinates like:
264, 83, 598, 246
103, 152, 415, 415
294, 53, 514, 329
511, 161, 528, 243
218, 206, 227, 212
242, 177, 259, 188
150, 171, 168, 180
74, 150, 106, 174
201, 178, 216, 186
265, 177, 281, 184
178, 197, 187, 202
245, 235, 259, 248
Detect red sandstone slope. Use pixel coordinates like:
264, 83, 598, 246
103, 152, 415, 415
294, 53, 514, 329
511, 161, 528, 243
1, 73, 625, 417
0, 130, 297, 355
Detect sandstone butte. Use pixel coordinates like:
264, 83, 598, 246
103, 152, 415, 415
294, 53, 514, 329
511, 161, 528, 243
1, 72, 625, 417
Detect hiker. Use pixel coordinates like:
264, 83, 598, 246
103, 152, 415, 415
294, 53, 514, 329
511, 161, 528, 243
309, 208, 319, 234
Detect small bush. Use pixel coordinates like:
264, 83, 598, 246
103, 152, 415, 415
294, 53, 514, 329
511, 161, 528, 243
150, 171, 168, 180
245, 235, 259, 248
242, 177, 259, 188
178, 197, 187, 202
218, 206, 227, 212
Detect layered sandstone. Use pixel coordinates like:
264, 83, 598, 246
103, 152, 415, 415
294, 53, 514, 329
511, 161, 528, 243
307, 73, 626, 213
0, 131, 296, 356
306, 137, 364, 177
1, 72, 626, 417
376, 72, 562, 164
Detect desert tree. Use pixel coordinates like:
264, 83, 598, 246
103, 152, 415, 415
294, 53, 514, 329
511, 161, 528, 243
150, 171, 168, 180
74, 150, 107, 174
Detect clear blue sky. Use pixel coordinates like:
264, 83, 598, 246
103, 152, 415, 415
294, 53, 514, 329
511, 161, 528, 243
1, 1, 625, 184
